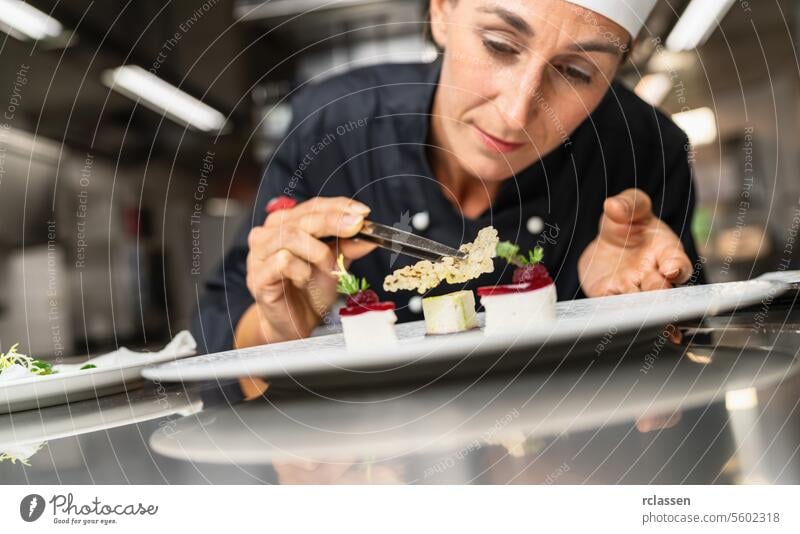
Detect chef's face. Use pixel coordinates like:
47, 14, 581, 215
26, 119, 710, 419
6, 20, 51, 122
429, 0, 629, 181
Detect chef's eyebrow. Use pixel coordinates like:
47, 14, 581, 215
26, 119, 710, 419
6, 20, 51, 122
477, 6, 624, 56
477, 6, 534, 37
567, 41, 624, 56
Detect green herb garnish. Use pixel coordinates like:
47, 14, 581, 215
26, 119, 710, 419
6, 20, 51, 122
331, 254, 369, 296
0, 452, 32, 466
0, 344, 56, 376
496, 241, 520, 262
80, 364, 97, 370
0, 442, 43, 466
496, 242, 544, 267
0, 343, 28, 372
30, 360, 56, 375
0, 343, 58, 376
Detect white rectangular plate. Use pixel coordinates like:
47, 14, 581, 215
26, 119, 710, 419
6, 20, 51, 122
143, 280, 787, 383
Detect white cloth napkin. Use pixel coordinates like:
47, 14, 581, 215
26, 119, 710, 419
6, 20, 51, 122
0, 331, 196, 381
55, 330, 196, 373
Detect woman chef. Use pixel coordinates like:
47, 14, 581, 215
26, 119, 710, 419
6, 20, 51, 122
193, 0, 702, 356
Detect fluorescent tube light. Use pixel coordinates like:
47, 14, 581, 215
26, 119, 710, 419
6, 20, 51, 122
0, 0, 63, 41
647, 51, 695, 73
665, 0, 736, 51
0, 125, 61, 161
672, 107, 717, 147
101, 65, 227, 133
634, 73, 672, 106
725, 387, 758, 411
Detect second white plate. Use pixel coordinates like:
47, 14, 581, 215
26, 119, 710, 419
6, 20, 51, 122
0, 332, 196, 414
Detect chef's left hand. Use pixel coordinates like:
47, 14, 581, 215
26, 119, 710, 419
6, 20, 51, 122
578, 188, 693, 297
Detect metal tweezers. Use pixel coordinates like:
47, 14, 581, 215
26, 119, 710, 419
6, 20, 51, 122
356, 220, 467, 262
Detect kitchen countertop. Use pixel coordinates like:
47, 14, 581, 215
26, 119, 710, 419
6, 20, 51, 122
2, 305, 800, 485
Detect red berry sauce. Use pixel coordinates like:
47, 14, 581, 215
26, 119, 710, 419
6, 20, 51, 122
340, 290, 396, 316
478, 264, 553, 297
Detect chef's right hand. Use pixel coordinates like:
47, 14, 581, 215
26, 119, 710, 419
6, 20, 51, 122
235, 197, 376, 347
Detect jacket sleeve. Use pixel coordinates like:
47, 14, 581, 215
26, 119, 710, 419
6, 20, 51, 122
190, 99, 313, 355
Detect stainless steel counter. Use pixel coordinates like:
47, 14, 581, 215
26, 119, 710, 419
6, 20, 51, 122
2, 306, 800, 484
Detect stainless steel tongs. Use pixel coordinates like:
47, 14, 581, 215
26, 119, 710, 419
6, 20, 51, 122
357, 220, 467, 262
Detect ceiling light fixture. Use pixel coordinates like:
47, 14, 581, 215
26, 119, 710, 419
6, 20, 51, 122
101, 65, 227, 133
665, 0, 736, 51
672, 107, 718, 147
634, 73, 673, 106
0, 0, 63, 41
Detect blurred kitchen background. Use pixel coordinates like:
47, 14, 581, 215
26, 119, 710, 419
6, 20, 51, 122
0, 0, 796, 358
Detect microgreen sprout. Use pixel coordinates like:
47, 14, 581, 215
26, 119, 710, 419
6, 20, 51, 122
496, 242, 544, 267
331, 254, 370, 296
0, 344, 56, 376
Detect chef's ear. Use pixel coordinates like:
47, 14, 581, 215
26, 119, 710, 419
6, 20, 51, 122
429, 0, 455, 49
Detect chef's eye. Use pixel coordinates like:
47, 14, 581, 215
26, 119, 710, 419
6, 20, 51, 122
554, 64, 592, 84
482, 37, 519, 57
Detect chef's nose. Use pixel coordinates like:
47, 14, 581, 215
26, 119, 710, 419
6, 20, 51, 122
497, 62, 547, 128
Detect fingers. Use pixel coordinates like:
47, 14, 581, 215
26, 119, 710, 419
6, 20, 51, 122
266, 226, 336, 267
247, 196, 374, 305
607, 276, 641, 295
335, 238, 379, 261
639, 271, 672, 292
267, 196, 370, 238
249, 225, 337, 277
290, 211, 367, 239
239, 377, 269, 401
260, 249, 313, 289
636, 411, 682, 433
603, 188, 653, 225
658, 253, 693, 284
606, 263, 684, 295
598, 190, 654, 248
665, 323, 683, 345
296, 196, 371, 217
246, 249, 311, 306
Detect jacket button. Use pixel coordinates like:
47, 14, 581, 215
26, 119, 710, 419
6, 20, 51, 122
527, 216, 544, 234
412, 211, 430, 231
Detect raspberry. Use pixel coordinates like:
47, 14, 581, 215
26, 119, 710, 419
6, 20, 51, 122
345, 289, 380, 308
512, 264, 553, 288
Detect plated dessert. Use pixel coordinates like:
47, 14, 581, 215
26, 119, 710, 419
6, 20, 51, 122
332, 255, 398, 348
382, 227, 498, 335
477, 242, 556, 335
334, 226, 557, 341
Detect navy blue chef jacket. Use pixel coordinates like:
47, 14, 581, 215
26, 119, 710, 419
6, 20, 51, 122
191, 60, 702, 356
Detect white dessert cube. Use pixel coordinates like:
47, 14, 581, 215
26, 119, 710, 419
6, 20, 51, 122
340, 309, 398, 348
480, 283, 556, 335
422, 290, 479, 335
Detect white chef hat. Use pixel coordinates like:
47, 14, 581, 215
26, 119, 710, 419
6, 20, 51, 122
564, 0, 658, 37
